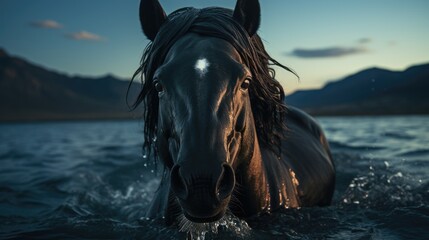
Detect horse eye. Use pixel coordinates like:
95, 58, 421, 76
154, 81, 164, 93
240, 78, 251, 90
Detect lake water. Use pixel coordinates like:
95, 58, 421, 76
0, 116, 428, 239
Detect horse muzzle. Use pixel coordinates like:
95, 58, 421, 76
170, 163, 235, 223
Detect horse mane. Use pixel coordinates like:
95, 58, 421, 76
130, 7, 295, 159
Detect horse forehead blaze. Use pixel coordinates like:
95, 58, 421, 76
194, 58, 210, 77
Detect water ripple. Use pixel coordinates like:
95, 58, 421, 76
0, 118, 428, 239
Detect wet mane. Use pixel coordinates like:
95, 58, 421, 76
130, 7, 295, 158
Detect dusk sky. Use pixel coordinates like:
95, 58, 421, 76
1, 0, 428, 93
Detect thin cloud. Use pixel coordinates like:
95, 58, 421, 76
66, 31, 104, 41
288, 46, 367, 58
358, 38, 371, 44
388, 41, 397, 46
30, 20, 63, 29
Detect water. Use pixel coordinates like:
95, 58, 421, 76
0, 117, 428, 239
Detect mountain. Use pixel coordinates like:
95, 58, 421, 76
0, 49, 141, 121
286, 63, 429, 115
1, 48, 428, 120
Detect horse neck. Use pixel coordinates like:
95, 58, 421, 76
233, 124, 302, 217
232, 126, 271, 217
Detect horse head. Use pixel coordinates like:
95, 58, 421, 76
135, 0, 290, 223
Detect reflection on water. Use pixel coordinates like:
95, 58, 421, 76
0, 117, 428, 239
319, 116, 429, 162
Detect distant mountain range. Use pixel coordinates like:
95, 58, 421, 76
1, 48, 428, 121
286, 63, 429, 115
0, 49, 141, 121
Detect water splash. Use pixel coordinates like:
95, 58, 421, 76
341, 164, 424, 208
178, 214, 251, 240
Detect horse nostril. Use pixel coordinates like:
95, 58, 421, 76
216, 164, 235, 201
170, 165, 188, 200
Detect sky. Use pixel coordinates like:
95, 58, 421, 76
1, 0, 428, 93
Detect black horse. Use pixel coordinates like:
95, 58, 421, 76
132, 0, 335, 225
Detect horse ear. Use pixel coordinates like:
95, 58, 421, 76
140, 0, 167, 41
233, 0, 261, 36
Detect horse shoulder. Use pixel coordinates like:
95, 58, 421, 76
262, 106, 335, 208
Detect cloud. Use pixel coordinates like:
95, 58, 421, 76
358, 38, 371, 44
388, 41, 397, 46
66, 31, 104, 41
288, 46, 367, 58
30, 20, 63, 29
